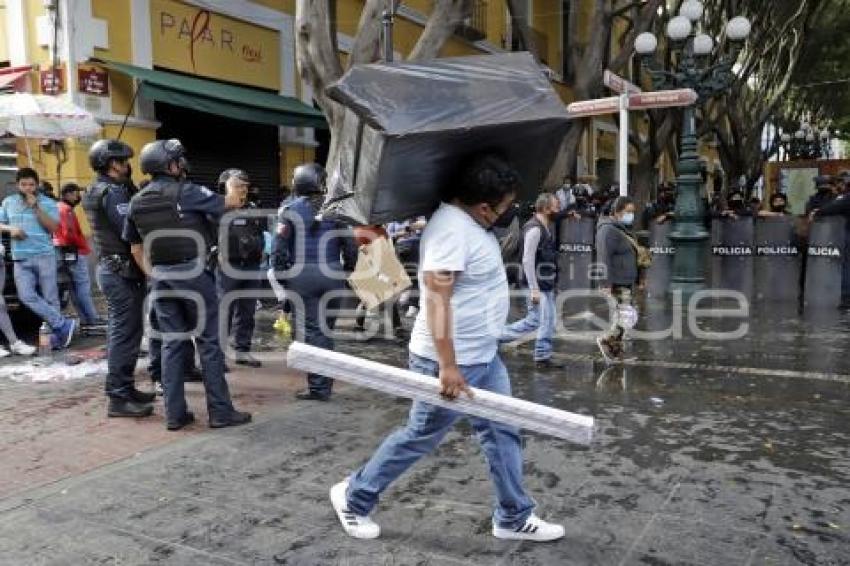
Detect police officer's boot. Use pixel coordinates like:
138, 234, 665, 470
235, 352, 262, 368
108, 398, 154, 418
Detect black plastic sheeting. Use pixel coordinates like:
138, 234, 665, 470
324, 52, 571, 225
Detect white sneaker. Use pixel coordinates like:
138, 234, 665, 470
0, 346, 9, 358
493, 514, 565, 542
330, 481, 380, 539
10, 341, 36, 356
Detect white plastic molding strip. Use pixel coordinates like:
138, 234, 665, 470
287, 342, 595, 446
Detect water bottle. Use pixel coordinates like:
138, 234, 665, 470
38, 322, 52, 357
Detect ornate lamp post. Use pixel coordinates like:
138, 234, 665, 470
635, 0, 750, 294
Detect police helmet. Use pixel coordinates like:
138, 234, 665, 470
814, 175, 833, 190
218, 168, 251, 191
88, 139, 133, 172
140, 139, 187, 176
292, 163, 326, 195
572, 184, 591, 199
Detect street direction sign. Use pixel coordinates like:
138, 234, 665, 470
603, 70, 642, 94
566, 96, 620, 118
566, 86, 698, 197
628, 88, 698, 109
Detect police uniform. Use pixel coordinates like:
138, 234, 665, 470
274, 164, 354, 401
83, 140, 155, 418
123, 139, 250, 430
217, 194, 266, 366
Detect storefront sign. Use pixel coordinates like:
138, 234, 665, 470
151, 0, 281, 90
78, 67, 109, 96
40, 68, 65, 94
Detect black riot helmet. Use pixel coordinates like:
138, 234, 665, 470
292, 163, 326, 196
572, 184, 591, 200
217, 168, 251, 191
140, 139, 188, 177
88, 139, 134, 173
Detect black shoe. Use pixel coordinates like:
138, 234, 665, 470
209, 410, 252, 429
166, 411, 195, 431
534, 359, 565, 369
295, 390, 330, 402
185, 367, 204, 382
128, 387, 156, 404
107, 399, 154, 418
235, 352, 262, 368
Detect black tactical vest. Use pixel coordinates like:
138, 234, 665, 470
223, 203, 265, 266
523, 216, 557, 292
128, 181, 212, 266
82, 179, 130, 258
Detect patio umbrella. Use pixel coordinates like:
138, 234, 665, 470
0, 93, 102, 165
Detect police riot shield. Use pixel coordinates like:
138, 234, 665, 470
646, 221, 675, 299
754, 216, 801, 302
557, 217, 596, 292
804, 216, 846, 308
709, 217, 754, 298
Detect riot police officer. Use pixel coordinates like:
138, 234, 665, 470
83, 139, 155, 418
273, 163, 355, 401
83, 139, 155, 417
123, 139, 251, 430
216, 168, 265, 368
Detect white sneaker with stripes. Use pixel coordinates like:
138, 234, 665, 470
330, 480, 380, 539
492, 514, 565, 542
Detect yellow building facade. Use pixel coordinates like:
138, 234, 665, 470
1, 0, 669, 202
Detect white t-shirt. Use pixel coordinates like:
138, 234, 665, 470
409, 203, 510, 365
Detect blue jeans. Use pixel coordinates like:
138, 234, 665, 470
346, 353, 535, 529
151, 263, 234, 422
68, 256, 100, 324
216, 266, 260, 352
500, 290, 556, 361
97, 264, 144, 400
14, 253, 64, 329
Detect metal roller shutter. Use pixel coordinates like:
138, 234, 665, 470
155, 102, 281, 209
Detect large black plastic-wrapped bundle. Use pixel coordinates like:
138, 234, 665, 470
324, 52, 571, 225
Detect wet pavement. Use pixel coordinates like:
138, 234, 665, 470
0, 300, 848, 565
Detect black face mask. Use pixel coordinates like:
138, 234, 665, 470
730, 199, 744, 210
491, 204, 518, 229
771, 203, 786, 213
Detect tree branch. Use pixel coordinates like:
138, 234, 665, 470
408, 0, 471, 61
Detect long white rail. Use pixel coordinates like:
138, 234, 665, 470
287, 342, 595, 446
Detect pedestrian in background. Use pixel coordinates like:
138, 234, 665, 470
55, 182, 103, 328
595, 196, 640, 364
0, 243, 36, 357
0, 168, 75, 349
501, 192, 563, 368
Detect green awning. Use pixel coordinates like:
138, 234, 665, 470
98, 60, 327, 129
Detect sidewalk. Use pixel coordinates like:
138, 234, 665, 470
0, 306, 848, 565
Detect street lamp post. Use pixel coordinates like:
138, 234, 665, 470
780, 117, 834, 160
635, 0, 750, 295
